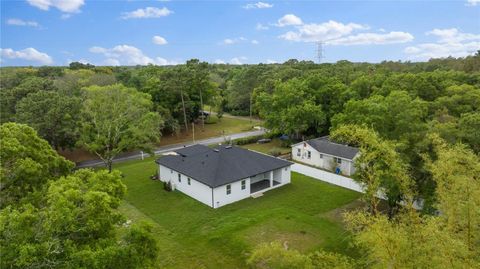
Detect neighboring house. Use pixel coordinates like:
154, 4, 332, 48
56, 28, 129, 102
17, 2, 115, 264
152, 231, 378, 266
291, 136, 359, 176
156, 144, 292, 208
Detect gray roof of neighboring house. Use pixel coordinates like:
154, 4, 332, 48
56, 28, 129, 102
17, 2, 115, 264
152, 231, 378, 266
299, 136, 359, 160
156, 145, 292, 188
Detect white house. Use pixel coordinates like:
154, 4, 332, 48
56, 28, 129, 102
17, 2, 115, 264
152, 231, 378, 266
156, 144, 292, 208
291, 136, 359, 176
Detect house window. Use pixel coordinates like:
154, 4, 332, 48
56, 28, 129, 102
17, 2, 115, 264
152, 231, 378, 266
334, 157, 342, 164
307, 151, 311, 159
320, 154, 323, 159
178, 173, 181, 182
188, 178, 191, 185
284, 167, 288, 171
297, 148, 301, 156
241, 180, 246, 190
170, 169, 173, 173
226, 184, 231, 195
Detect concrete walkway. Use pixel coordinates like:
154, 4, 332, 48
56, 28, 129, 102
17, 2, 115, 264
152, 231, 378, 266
76, 129, 266, 168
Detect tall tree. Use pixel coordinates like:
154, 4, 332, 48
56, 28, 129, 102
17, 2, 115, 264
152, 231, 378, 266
0, 77, 56, 123
343, 137, 480, 268
426, 135, 480, 254
0, 169, 159, 269
0, 123, 74, 208
331, 125, 414, 216
79, 84, 163, 172
15, 90, 82, 150
256, 78, 326, 137
331, 90, 427, 141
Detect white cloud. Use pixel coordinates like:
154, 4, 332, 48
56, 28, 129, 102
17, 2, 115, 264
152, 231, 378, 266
466, 0, 480, 6
251, 40, 259, 45
276, 14, 303, 27
405, 28, 480, 60
27, 0, 84, 13
230, 57, 247, 64
61, 13, 72, 19
427, 28, 480, 43
279, 20, 367, 42
328, 31, 414, 45
0, 47, 53, 65
152, 35, 168, 45
214, 59, 226, 64
243, 2, 273, 9
256, 23, 269, 30
223, 38, 235, 45
121, 7, 172, 19
277, 16, 413, 46
266, 59, 277, 64
89, 44, 178, 65
6, 18, 39, 27
222, 37, 247, 45
104, 58, 121, 66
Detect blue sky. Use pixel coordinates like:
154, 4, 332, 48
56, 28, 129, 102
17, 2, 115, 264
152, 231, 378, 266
1, 0, 479, 66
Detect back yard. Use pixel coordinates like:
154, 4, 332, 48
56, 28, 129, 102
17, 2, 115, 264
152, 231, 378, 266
114, 157, 361, 268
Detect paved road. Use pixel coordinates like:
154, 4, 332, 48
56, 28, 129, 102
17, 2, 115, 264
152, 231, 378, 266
76, 129, 266, 168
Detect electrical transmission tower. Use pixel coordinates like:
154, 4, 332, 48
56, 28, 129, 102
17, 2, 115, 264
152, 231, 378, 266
316, 41, 325, 63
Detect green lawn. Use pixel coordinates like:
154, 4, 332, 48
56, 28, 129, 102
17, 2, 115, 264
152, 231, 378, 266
114, 157, 361, 268
240, 139, 291, 155
158, 116, 261, 147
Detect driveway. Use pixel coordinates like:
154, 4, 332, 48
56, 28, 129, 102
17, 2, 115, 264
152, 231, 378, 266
76, 129, 266, 168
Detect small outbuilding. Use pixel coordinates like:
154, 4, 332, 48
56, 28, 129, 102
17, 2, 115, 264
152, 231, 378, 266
156, 144, 292, 208
291, 136, 359, 176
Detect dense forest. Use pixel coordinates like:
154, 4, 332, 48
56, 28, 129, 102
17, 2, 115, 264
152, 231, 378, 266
1, 53, 479, 268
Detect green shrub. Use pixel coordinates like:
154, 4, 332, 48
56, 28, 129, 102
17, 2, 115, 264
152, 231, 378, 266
232, 135, 264, 145
163, 181, 172, 192
268, 149, 281, 157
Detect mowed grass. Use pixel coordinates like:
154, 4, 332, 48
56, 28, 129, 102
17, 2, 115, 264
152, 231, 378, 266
114, 157, 361, 269
240, 139, 291, 155
159, 116, 260, 147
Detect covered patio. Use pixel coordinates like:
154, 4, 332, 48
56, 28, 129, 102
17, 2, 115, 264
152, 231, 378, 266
250, 179, 281, 194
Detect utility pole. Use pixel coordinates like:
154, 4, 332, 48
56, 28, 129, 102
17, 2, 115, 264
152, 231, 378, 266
249, 93, 253, 123
199, 88, 205, 130
192, 122, 195, 143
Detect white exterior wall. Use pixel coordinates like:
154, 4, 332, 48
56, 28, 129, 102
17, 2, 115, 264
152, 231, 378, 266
291, 143, 355, 176
280, 165, 291, 184
212, 178, 250, 208
158, 164, 213, 207
159, 164, 292, 209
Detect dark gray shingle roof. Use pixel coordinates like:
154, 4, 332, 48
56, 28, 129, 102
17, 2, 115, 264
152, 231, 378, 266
174, 144, 211, 156
156, 145, 292, 188
306, 137, 359, 160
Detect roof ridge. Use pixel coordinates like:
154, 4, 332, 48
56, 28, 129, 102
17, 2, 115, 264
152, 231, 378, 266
211, 146, 224, 186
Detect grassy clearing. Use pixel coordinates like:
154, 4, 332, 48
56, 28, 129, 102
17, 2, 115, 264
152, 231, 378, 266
113, 157, 361, 268
240, 139, 291, 155
159, 116, 260, 146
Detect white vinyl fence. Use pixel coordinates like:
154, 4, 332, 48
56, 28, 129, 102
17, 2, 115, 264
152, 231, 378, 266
292, 162, 423, 209
291, 163, 364, 192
